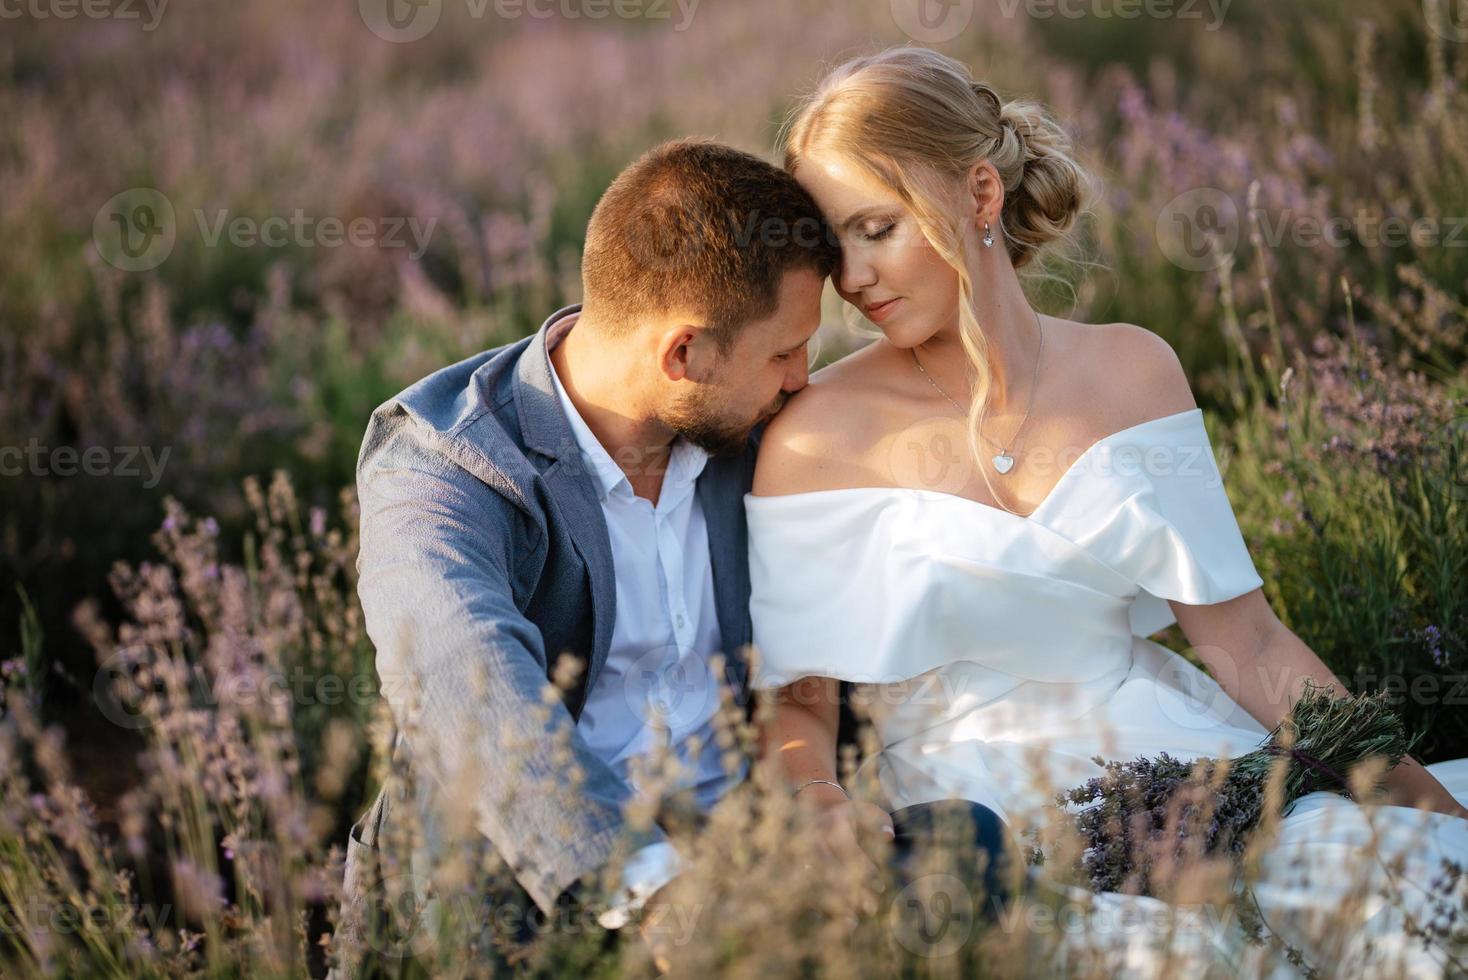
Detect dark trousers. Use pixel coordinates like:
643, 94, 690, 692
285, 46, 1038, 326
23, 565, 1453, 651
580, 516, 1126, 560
888, 799, 1020, 928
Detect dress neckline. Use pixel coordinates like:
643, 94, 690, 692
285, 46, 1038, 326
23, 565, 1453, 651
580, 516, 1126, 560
745, 407, 1204, 525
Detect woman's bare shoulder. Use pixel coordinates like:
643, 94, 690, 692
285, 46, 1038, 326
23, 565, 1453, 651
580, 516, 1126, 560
1041, 317, 1198, 432
751, 343, 897, 498
1078, 321, 1198, 424
749, 320, 1196, 498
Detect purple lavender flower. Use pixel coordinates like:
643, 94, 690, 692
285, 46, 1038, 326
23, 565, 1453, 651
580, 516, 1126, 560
1424, 625, 1447, 667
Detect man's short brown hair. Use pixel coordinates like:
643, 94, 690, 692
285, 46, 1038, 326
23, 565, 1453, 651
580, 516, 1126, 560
581, 138, 839, 353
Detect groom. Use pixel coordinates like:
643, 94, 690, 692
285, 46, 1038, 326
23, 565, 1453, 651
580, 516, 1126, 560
333, 137, 839, 971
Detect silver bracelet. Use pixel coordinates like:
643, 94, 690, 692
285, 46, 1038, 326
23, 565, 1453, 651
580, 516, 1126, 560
793, 778, 849, 799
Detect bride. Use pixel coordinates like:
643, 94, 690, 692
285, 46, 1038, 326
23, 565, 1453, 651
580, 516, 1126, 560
747, 47, 1468, 975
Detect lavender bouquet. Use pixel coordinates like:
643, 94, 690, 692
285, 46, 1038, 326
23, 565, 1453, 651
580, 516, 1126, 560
1056, 680, 1420, 897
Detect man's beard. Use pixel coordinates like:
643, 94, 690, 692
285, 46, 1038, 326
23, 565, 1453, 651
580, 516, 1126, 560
662, 386, 787, 458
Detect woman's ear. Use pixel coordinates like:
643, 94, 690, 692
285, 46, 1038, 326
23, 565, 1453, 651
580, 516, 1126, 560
968, 161, 1003, 226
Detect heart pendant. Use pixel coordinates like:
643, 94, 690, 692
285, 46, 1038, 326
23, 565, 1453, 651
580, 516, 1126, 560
992, 452, 1015, 475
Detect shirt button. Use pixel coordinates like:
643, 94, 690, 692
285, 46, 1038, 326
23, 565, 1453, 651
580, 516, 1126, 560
675, 614, 686, 628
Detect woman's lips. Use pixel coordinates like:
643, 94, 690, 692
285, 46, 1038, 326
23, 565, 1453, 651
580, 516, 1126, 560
864, 297, 901, 322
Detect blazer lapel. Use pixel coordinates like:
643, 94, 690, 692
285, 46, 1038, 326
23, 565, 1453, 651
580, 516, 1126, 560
513, 304, 617, 708
697, 454, 753, 708
514, 303, 755, 714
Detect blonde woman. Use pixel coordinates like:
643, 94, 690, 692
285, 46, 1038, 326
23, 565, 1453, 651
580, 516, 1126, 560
748, 46, 1468, 973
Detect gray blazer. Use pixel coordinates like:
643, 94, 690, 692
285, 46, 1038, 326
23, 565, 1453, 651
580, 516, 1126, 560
336, 304, 760, 953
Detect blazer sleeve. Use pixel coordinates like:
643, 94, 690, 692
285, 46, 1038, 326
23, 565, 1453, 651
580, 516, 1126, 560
356, 420, 667, 914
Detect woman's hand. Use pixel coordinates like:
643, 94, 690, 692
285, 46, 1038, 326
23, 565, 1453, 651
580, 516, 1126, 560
814, 798, 896, 876
1380, 755, 1468, 821
796, 791, 895, 919
767, 678, 894, 914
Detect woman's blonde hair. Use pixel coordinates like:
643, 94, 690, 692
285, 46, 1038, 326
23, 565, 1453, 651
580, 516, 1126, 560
778, 46, 1097, 515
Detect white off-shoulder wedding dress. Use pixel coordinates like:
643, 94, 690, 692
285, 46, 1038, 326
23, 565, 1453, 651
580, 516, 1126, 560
746, 407, 1468, 978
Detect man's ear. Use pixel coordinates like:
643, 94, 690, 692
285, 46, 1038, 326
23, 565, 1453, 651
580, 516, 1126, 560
656, 324, 713, 383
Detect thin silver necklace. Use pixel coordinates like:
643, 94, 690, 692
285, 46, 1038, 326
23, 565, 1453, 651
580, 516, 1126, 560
910, 310, 1045, 476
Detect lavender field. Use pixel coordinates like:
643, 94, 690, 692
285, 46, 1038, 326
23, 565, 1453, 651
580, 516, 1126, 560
1, 0, 1466, 976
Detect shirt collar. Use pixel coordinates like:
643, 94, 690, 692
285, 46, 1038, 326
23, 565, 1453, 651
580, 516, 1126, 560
545, 309, 710, 503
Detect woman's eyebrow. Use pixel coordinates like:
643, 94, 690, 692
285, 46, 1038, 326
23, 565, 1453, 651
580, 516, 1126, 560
840, 206, 891, 231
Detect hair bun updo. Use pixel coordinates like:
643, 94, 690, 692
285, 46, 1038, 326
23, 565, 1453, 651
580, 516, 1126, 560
995, 96, 1092, 269
781, 46, 1093, 271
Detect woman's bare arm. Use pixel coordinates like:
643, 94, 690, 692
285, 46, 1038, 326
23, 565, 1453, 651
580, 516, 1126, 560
1176, 589, 1468, 819
764, 676, 849, 807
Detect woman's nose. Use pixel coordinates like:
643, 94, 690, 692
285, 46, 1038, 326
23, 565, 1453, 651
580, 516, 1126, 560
838, 251, 877, 295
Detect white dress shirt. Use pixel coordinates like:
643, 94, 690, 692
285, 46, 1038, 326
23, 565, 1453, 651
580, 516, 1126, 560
545, 310, 745, 927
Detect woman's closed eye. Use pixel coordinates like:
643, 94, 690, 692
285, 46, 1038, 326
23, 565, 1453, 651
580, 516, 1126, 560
860, 222, 895, 243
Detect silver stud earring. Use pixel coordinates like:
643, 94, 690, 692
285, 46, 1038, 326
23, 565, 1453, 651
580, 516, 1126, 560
983, 222, 995, 248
